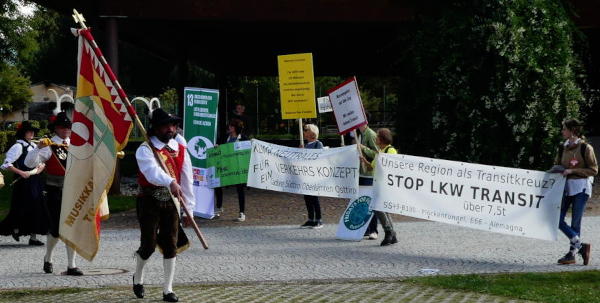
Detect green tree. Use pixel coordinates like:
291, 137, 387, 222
397, 0, 587, 169
0, 0, 48, 118
0, 65, 32, 115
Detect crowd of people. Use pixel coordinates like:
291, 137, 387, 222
0, 104, 597, 301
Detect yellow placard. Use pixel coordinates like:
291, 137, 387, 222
277, 53, 317, 119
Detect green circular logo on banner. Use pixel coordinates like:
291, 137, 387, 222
343, 196, 373, 230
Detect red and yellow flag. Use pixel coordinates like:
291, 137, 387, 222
59, 28, 134, 261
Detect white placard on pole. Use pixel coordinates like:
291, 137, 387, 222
327, 77, 367, 134
317, 96, 333, 113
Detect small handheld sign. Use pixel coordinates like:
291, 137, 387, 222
327, 77, 368, 135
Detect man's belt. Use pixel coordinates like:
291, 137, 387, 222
140, 186, 172, 202
46, 174, 65, 187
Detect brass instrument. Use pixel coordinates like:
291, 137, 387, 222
31, 137, 68, 148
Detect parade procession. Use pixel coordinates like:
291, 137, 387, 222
1, 1, 600, 303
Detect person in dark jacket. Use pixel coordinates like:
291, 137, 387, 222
215, 119, 249, 222
0, 121, 47, 245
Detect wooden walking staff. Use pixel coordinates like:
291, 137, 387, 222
353, 129, 365, 171
72, 9, 209, 249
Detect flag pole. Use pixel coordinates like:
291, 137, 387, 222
298, 118, 304, 147
72, 9, 208, 249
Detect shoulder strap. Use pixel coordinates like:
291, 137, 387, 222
558, 145, 564, 164
581, 143, 588, 167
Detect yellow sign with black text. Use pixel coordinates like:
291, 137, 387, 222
277, 53, 316, 119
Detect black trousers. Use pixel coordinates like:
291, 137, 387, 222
45, 185, 63, 238
215, 184, 246, 213
136, 194, 179, 259
303, 195, 322, 221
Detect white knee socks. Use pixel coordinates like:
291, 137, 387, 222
134, 253, 147, 285
44, 235, 59, 262
66, 245, 77, 269
163, 257, 176, 294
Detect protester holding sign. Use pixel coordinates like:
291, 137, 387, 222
300, 124, 324, 229
360, 128, 398, 246
356, 119, 380, 240
556, 119, 598, 265
215, 119, 249, 222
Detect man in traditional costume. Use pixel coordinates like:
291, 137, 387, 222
132, 108, 195, 302
25, 112, 83, 276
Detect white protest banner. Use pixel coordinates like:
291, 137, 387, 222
247, 139, 359, 198
327, 77, 367, 134
317, 96, 333, 113
372, 153, 566, 241
336, 186, 375, 241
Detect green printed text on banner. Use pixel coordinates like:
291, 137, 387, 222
206, 141, 251, 188
183, 87, 219, 218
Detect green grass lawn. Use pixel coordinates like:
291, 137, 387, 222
408, 270, 600, 303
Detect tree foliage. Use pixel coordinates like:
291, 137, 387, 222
397, 0, 587, 169
0, 65, 32, 113
0, 0, 52, 116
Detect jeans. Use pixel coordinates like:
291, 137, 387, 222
559, 192, 589, 239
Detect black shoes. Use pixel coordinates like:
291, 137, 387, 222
163, 292, 179, 302
43, 262, 83, 275
66, 267, 84, 276
300, 221, 314, 228
43, 261, 53, 274
11, 232, 19, 242
300, 221, 323, 229
29, 239, 44, 246
579, 243, 591, 266
380, 231, 398, 246
133, 276, 145, 298
558, 252, 576, 265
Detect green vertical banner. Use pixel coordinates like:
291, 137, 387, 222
183, 87, 219, 218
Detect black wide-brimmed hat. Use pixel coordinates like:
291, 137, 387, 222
149, 108, 182, 128
49, 112, 72, 132
16, 121, 40, 138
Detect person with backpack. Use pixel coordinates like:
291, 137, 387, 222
556, 119, 598, 265
0, 121, 47, 245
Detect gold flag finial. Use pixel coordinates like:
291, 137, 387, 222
72, 9, 88, 29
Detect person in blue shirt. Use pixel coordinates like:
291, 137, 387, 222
300, 124, 324, 229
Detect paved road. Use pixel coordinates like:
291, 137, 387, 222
1, 217, 598, 290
